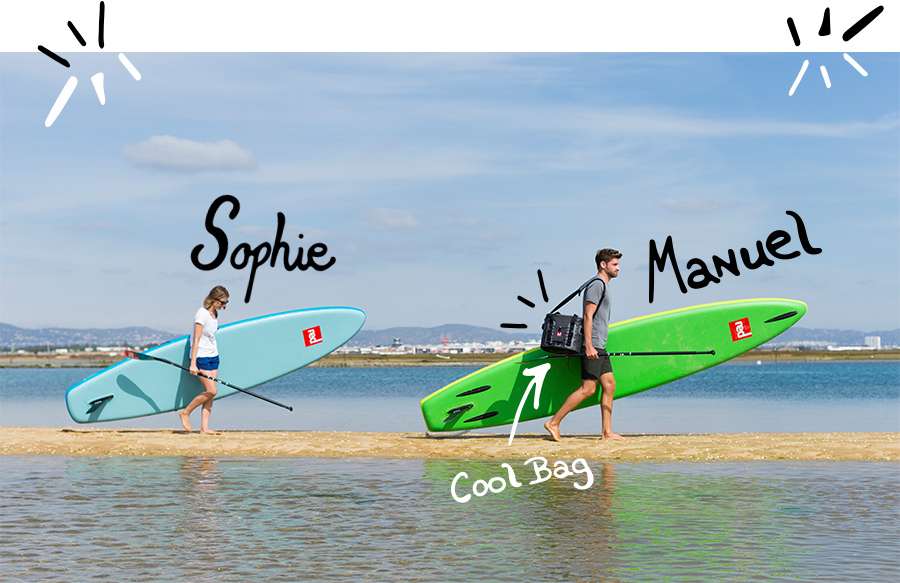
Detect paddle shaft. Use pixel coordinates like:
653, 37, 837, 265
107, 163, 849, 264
523, 350, 715, 363
124, 351, 293, 411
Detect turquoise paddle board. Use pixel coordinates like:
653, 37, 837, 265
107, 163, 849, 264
421, 298, 806, 433
66, 307, 366, 423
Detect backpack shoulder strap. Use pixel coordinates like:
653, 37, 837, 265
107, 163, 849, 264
549, 276, 604, 314
595, 277, 607, 306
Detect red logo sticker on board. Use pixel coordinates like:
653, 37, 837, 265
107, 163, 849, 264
304, 326, 324, 347
729, 318, 752, 341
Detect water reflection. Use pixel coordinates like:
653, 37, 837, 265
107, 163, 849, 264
175, 458, 225, 582
0, 458, 896, 582
518, 462, 620, 581
421, 458, 811, 581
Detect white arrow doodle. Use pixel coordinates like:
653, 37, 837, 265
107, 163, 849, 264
508, 363, 551, 446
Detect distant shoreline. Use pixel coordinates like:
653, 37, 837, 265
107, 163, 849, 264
1, 349, 898, 368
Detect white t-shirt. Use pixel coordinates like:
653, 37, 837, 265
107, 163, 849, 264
192, 307, 219, 357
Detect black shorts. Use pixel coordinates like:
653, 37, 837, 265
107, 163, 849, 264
581, 349, 613, 380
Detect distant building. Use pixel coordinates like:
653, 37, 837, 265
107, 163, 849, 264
865, 336, 882, 350
827, 346, 871, 351
825, 335, 886, 352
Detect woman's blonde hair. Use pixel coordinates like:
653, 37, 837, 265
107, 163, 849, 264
203, 285, 230, 309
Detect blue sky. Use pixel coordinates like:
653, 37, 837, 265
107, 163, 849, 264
1, 52, 898, 333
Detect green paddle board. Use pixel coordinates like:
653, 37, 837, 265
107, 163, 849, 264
420, 298, 806, 433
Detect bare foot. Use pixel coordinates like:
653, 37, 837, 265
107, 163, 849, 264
544, 420, 563, 442
200, 429, 221, 435
179, 410, 192, 432
602, 431, 628, 441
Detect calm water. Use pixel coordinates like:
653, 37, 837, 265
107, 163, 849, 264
1, 361, 898, 433
1, 457, 897, 582
2, 364, 898, 581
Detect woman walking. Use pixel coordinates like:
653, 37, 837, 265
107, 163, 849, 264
179, 286, 229, 434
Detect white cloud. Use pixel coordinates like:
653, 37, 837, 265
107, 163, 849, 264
123, 135, 258, 171
430, 101, 900, 141
660, 197, 740, 213
364, 208, 420, 230
248, 147, 494, 184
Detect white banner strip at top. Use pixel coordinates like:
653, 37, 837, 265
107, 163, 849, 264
2, 0, 898, 53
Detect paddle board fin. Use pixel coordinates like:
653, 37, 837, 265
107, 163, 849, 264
86, 395, 113, 414
443, 404, 473, 423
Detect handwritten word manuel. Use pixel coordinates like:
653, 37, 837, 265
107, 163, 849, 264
649, 210, 821, 303
191, 195, 336, 302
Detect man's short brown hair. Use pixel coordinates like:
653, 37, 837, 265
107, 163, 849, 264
595, 248, 622, 270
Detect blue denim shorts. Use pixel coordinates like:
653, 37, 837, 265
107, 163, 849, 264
196, 356, 220, 371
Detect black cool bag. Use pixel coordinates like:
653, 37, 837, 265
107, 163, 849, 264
540, 277, 605, 355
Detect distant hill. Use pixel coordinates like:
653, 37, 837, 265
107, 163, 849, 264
346, 324, 538, 347
0, 322, 537, 350
1, 322, 896, 350
764, 327, 899, 347
0, 323, 177, 349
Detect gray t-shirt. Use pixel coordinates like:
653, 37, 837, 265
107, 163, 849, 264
583, 277, 610, 350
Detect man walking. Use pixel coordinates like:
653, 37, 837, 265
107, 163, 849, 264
545, 249, 628, 442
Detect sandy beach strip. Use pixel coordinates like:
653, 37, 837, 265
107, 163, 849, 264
0, 427, 896, 460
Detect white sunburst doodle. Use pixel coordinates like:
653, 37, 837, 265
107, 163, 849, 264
38, 1, 141, 127
786, 5, 884, 97
499, 269, 558, 445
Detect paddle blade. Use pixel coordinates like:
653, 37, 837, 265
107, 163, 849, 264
124, 350, 150, 360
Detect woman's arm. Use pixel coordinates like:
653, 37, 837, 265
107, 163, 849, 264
190, 321, 203, 375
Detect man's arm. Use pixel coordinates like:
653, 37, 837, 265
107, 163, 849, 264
584, 301, 598, 359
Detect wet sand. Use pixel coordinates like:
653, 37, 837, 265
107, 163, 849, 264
1, 427, 896, 460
